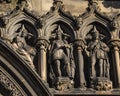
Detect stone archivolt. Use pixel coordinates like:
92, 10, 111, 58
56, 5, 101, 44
0, 68, 24, 96
0, 0, 120, 95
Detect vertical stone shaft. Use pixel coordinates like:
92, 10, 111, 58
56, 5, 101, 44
77, 47, 86, 87
37, 40, 47, 81
113, 46, 120, 87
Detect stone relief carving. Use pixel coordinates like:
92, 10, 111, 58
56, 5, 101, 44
0, 24, 36, 70
49, 26, 75, 90
0, 0, 120, 94
87, 26, 112, 90
11, 25, 36, 70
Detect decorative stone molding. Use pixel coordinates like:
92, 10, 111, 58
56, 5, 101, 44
0, 70, 24, 96
74, 39, 86, 50
1, 0, 120, 95
108, 39, 120, 48
35, 37, 49, 52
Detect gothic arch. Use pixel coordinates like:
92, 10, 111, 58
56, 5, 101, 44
5, 13, 39, 38
43, 16, 76, 42
0, 40, 52, 96
79, 16, 111, 42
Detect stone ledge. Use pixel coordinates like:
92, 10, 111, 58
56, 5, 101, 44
52, 88, 120, 95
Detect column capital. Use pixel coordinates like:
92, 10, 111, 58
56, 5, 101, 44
74, 39, 86, 50
35, 37, 49, 52
108, 39, 120, 48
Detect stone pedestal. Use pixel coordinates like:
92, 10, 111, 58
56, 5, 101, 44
91, 77, 112, 91
55, 77, 74, 91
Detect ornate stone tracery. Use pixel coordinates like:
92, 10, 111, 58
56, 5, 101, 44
0, 0, 120, 95
0, 67, 25, 96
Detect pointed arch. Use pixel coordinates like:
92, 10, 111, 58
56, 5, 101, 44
79, 17, 111, 42
43, 15, 77, 42
0, 39, 52, 96
5, 12, 39, 40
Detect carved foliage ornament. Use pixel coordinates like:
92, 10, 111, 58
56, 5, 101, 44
0, 70, 23, 96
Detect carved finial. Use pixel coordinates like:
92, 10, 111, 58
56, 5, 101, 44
21, 24, 25, 29
91, 26, 99, 39
56, 25, 63, 35
92, 26, 105, 40
88, 0, 100, 13
20, 25, 33, 36
93, 26, 97, 32
17, 0, 32, 10
21, 25, 27, 34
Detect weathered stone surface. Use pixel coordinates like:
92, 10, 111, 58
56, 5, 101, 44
0, 0, 120, 95
31, 0, 120, 16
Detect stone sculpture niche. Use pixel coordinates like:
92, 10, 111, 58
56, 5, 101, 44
86, 26, 112, 91
12, 25, 36, 70
1, 0, 120, 95
2, 24, 37, 70
48, 26, 75, 90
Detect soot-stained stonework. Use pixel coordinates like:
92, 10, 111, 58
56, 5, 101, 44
0, 0, 120, 95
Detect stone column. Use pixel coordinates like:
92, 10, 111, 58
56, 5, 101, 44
75, 39, 86, 88
109, 39, 120, 88
36, 38, 49, 81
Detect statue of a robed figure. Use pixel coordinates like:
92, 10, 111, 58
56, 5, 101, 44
48, 26, 75, 90
11, 25, 36, 70
87, 26, 112, 91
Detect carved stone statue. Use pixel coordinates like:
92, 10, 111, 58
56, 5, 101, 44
63, 34, 75, 80
87, 26, 112, 90
112, 16, 120, 39
12, 25, 36, 70
87, 26, 110, 79
49, 26, 75, 90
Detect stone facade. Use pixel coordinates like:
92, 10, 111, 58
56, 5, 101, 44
0, 0, 120, 96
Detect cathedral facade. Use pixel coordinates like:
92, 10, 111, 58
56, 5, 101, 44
0, 0, 120, 95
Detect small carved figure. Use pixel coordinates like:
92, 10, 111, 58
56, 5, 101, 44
12, 25, 36, 70
87, 26, 110, 80
49, 26, 75, 89
50, 26, 71, 77
112, 17, 120, 39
